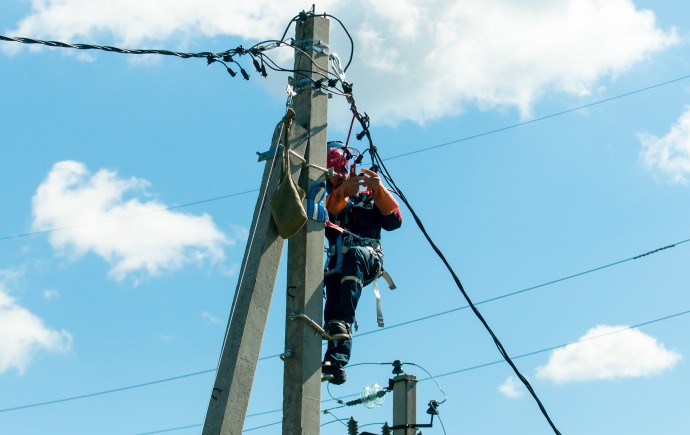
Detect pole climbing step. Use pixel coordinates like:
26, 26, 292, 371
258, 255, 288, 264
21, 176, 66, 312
289, 313, 346, 341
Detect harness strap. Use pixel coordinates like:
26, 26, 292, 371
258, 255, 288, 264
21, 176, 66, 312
325, 219, 393, 328
341, 275, 363, 287
373, 278, 384, 327
325, 219, 345, 233
326, 220, 375, 245
380, 270, 397, 290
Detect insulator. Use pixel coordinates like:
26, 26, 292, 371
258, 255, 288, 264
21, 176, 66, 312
382, 422, 392, 435
361, 384, 385, 409
348, 417, 358, 435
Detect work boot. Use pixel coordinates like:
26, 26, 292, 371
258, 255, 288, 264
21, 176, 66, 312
325, 320, 351, 341
321, 361, 347, 385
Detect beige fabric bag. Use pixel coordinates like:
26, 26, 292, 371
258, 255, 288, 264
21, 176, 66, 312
270, 111, 307, 238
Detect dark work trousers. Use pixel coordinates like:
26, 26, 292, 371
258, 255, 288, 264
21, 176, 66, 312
323, 245, 381, 368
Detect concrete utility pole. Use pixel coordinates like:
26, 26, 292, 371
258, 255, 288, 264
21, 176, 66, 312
282, 14, 330, 435
393, 374, 418, 435
202, 120, 310, 435
202, 12, 329, 435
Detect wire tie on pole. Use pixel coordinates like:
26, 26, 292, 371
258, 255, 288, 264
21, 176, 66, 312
279, 350, 294, 361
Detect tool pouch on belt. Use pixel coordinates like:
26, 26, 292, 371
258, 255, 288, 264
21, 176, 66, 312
270, 110, 307, 238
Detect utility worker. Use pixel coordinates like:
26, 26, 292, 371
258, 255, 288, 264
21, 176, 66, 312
321, 144, 403, 385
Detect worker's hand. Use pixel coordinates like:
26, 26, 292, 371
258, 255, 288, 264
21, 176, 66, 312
360, 168, 382, 193
336, 174, 365, 197
327, 174, 364, 215
360, 168, 399, 215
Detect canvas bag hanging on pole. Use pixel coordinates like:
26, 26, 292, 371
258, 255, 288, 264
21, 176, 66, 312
270, 109, 307, 238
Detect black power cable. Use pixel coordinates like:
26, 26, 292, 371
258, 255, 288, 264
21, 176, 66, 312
0, 35, 228, 58
353, 110, 562, 434
320, 12, 355, 71
1, 14, 347, 83
279, 10, 355, 72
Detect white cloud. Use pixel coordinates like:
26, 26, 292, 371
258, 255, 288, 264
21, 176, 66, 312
536, 325, 681, 384
498, 376, 524, 398
2, 0, 318, 48
32, 161, 230, 281
202, 311, 224, 326
0, 268, 25, 288
2, 0, 677, 125
42, 289, 59, 300
0, 281, 72, 375
350, 0, 677, 124
639, 107, 690, 184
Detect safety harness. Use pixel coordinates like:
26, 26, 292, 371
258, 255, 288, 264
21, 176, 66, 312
325, 220, 396, 328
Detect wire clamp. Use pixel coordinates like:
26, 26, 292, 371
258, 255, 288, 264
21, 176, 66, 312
293, 38, 329, 54
290, 77, 329, 95
285, 84, 297, 108
329, 53, 347, 82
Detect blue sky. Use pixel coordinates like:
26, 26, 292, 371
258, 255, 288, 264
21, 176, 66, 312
2, 1, 690, 434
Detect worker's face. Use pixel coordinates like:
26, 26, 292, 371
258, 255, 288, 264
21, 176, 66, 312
329, 165, 348, 188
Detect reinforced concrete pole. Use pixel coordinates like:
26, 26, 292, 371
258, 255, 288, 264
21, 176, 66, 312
393, 374, 418, 435
201, 120, 306, 435
282, 14, 329, 435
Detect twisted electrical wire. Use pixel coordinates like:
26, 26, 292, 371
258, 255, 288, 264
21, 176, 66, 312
0, 35, 229, 58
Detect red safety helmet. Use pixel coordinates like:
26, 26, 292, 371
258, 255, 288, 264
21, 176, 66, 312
327, 146, 348, 169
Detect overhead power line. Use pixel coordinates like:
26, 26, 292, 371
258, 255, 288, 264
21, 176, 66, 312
243, 420, 283, 432
360, 95, 561, 435
321, 307, 690, 412
333, 69, 690, 435
0, 35, 234, 59
0, 349, 279, 415
3, 71, 689, 243
0, 34, 272, 80
133, 423, 202, 435
1, 9, 356, 86
431, 307, 690, 380
6, 309, 689, 433
356, 238, 690, 337
1, 235, 686, 416
0, 189, 257, 242
0, 369, 216, 415
200, 306, 690, 428
384, 72, 690, 161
